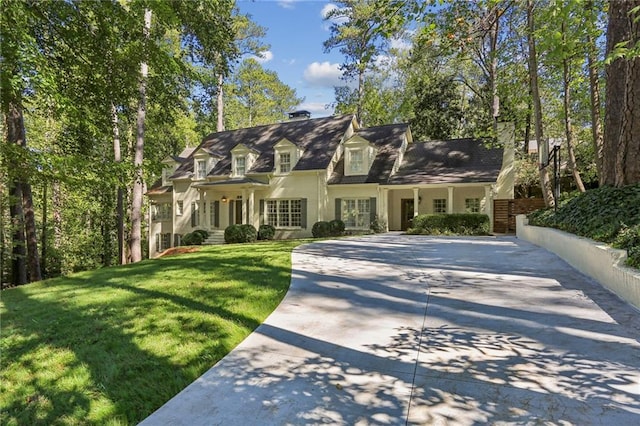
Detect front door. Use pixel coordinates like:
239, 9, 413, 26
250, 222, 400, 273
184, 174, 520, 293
235, 199, 243, 224
401, 199, 414, 230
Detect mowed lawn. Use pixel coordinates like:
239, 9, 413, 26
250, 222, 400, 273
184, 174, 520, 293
1, 240, 305, 425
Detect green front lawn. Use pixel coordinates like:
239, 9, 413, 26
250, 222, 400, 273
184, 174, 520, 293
1, 240, 305, 425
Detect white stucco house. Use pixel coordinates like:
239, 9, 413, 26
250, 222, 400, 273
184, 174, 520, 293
147, 113, 514, 257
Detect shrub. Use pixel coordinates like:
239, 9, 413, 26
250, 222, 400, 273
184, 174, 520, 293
224, 224, 257, 244
370, 216, 387, 234
407, 214, 490, 236
312, 221, 331, 238
527, 184, 640, 269
328, 219, 345, 236
182, 232, 204, 245
192, 229, 209, 240
258, 224, 276, 241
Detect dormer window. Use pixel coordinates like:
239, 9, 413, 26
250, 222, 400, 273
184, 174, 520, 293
279, 153, 291, 173
349, 149, 364, 174
344, 135, 376, 177
196, 159, 207, 180
235, 156, 246, 176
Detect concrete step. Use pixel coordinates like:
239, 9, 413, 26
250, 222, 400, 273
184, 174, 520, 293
203, 230, 225, 245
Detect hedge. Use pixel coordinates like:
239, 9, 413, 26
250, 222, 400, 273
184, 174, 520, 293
182, 232, 204, 245
407, 214, 490, 235
258, 224, 276, 241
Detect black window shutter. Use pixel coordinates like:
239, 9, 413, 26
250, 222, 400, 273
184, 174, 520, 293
301, 198, 307, 228
370, 197, 377, 223
155, 234, 160, 252
259, 199, 265, 225
229, 202, 234, 225
214, 201, 220, 228
335, 198, 342, 220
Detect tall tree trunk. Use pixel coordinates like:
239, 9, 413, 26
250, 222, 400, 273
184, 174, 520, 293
6, 102, 40, 283
130, 8, 151, 263
585, 0, 604, 184
22, 182, 41, 281
9, 182, 27, 286
217, 73, 225, 132
112, 103, 125, 265
603, 1, 640, 186
561, 20, 585, 192
526, 0, 554, 207
489, 6, 500, 133
41, 182, 47, 278
357, 67, 364, 126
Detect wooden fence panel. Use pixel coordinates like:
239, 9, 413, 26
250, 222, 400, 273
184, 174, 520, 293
493, 198, 546, 233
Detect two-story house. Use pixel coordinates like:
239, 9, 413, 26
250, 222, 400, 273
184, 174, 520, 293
147, 113, 514, 257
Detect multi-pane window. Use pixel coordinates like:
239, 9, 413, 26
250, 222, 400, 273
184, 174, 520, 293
433, 199, 447, 213
266, 199, 302, 228
349, 149, 364, 173
465, 198, 480, 213
235, 156, 246, 176
152, 203, 172, 221
191, 202, 199, 227
176, 200, 184, 216
196, 159, 207, 179
279, 152, 291, 173
342, 198, 370, 228
156, 233, 171, 252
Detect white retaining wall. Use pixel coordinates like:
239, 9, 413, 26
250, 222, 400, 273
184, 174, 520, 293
516, 214, 640, 311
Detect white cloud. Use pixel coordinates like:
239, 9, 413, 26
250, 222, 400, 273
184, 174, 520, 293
297, 101, 334, 117
303, 61, 344, 88
250, 50, 273, 64
321, 3, 349, 30
283, 59, 296, 66
278, 0, 296, 9
390, 37, 412, 51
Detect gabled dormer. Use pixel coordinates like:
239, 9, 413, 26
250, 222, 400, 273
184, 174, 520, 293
231, 144, 259, 177
343, 135, 378, 176
273, 138, 303, 175
192, 147, 220, 181
161, 156, 180, 186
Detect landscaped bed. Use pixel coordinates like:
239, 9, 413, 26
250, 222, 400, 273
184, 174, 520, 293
0, 240, 305, 425
528, 184, 640, 269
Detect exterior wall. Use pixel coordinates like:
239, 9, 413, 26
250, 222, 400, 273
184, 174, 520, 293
517, 215, 640, 311
328, 185, 379, 230
386, 186, 490, 231
173, 180, 201, 236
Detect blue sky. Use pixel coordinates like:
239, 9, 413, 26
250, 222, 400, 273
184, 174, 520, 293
236, 0, 348, 118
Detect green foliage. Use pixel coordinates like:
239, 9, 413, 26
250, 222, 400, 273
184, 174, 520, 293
407, 214, 490, 235
312, 221, 331, 238
370, 216, 387, 234
528, 184, 640, 268
183, 232, 204, 246
258, 224, 276, 241
0, 241, 301, 424
328, 219, 346, 236
192, 229, 209, 240
614, 225, 640, 268
224, 224, 257, 244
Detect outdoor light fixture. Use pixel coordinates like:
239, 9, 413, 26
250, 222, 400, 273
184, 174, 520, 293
221, 195, 228, 203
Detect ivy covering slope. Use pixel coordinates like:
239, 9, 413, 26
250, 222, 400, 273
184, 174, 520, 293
528, 184, 640, 268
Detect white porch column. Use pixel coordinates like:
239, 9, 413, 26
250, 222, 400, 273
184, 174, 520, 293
248, 189, 255, 227
447, 186, 454, 214
241, 189, 247, 224
412, 188, 419, 217
484, 185, 492, 215
382, 188, 389, 230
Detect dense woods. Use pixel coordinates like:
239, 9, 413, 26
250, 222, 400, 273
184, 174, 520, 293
2, 0, 639, 286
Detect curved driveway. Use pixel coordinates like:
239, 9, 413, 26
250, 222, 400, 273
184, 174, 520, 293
140, 235, 640, 425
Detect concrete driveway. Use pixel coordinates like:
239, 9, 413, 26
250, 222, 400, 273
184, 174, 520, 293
140, 235, 640, 425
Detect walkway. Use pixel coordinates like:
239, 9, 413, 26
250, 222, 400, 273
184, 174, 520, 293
140, 235, 640, 425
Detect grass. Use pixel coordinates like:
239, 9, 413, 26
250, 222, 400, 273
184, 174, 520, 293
1, 240, 306, 425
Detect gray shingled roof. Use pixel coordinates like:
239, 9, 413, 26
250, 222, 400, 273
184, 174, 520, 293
387, 138, 504, 185
170, 114, 355, 179
328, 123, 409, 185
